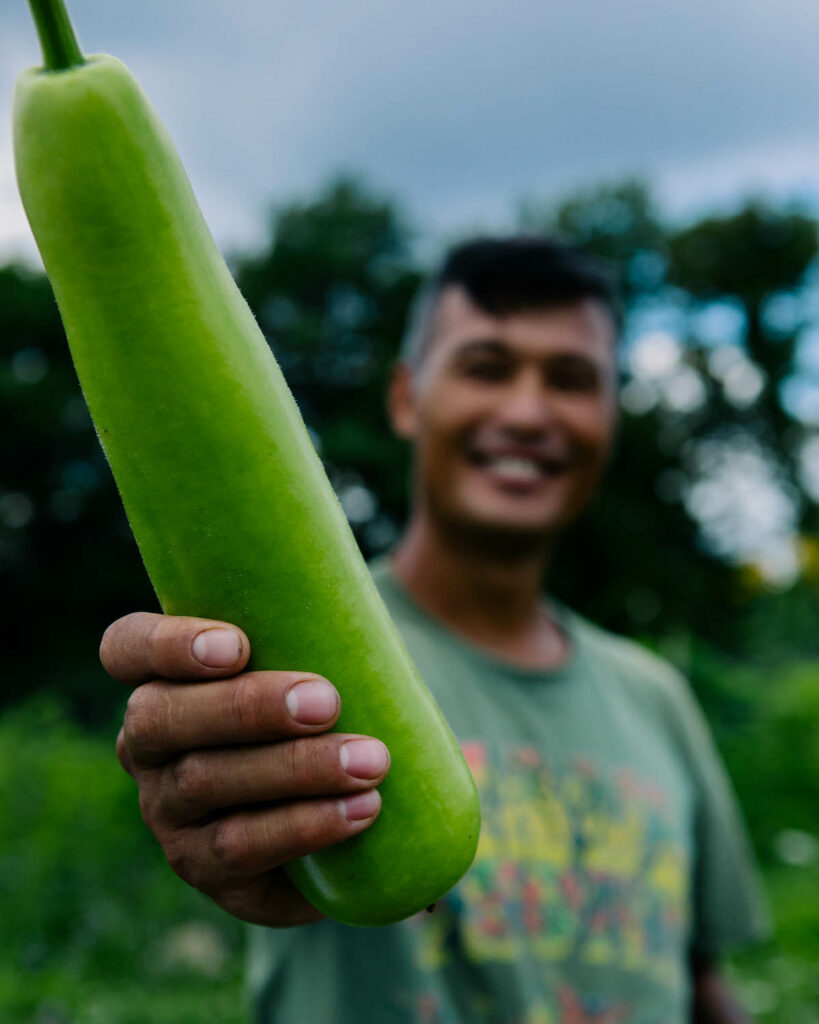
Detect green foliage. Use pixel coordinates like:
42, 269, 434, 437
0, 263, 157, 721
669, 203, 819, 516
669, 203, 818, 309
675, 651, 819, 1021
522, 181, 819, 642
3, 173, 819, 717
2, 173, 818, 1017
0, 698, 245, 1023
2, 673, 816, 1022
686, 652, 819, 854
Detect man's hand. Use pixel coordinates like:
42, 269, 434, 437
101, 612, 390, 927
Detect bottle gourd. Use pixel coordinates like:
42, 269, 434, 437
13, 0, 480, 926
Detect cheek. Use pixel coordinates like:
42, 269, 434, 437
566, 402, 617, 460
416, 386, 489, 450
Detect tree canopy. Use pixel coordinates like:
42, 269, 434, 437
2, 176, 818, 719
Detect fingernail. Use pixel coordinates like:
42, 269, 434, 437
192, 628, 243, 668
339, 789, 381, 822
340, 739, 389, 780
286, 680, 339, 725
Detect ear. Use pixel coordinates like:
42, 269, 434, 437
387, 362, 419, 440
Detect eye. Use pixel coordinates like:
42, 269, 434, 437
548, 359, 600, 392
461, 358, 511, 382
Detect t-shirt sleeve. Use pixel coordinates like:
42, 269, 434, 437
658, 668, 772, 958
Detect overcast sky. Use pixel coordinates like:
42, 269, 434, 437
3, 0, 819, 265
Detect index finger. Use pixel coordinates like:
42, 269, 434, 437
121, 671, 341, 765
100, 612, 250, 686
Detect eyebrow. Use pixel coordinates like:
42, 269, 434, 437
448, 338, 606, 371
448, 338, 511, 361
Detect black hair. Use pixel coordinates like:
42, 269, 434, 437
402, 235, 619, 367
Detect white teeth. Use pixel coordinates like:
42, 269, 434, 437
486, 456, 542, 481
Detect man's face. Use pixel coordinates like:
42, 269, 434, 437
390, 286, 619, 543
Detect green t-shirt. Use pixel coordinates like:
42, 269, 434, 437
247, 560, 769, 1024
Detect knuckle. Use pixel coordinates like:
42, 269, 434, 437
115, 729, 132, 774
288, 737, 329, 788
98, 623, 117, 672
152, 615, 194, 672
137, 787, 159, 832
280, 805, 324, 854
164, 837, 203, 890
287, 741, 304, 785
172, 753, 211, 806
229, 674, 269, 734
99, 612, 153, 676
123, 687, 153, 750
148, 614, 166, 653
123, 684, 168, 754
212, 817, 252, 874
99, 614, 132, 673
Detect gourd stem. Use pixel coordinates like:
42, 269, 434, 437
27, 0, 85, 71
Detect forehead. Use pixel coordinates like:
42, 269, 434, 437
425, 285, 616, 368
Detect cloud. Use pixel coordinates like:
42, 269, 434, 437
3, 0, 819, 262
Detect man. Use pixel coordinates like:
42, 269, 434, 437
102, 238, 769, 1023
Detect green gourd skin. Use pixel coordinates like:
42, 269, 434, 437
14, 3, 480, 927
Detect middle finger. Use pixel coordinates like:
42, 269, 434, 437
159, 733, 391, 824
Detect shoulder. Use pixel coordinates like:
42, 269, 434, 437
566, 608, 704, 739
569, 608, 687, 697
567, 613, 734, 803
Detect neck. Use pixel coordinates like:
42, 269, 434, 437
391, 507, 569, 669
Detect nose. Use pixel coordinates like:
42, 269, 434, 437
498, 371, 553, 434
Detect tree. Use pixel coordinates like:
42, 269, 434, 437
3, 175, 818, 719
521, 182, 819, 647
668, 203, 819, 533
0, 263, 155, 720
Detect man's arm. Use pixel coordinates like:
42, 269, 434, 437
692, 956, 752, 1024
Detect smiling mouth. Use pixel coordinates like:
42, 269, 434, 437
468, 452, 569, 484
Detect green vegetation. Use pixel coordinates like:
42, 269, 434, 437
2, 665, 816, 1022
2, 174, 817, 1018
696, 655, 819, 1021
0, 699, 247, 1024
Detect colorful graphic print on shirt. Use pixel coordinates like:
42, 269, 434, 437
408, 741, 692, 1023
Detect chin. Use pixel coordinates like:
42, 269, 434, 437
435, 504, 561, 559
459, 489, 573, 534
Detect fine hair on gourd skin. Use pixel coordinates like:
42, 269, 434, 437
14, 0, 481, 926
